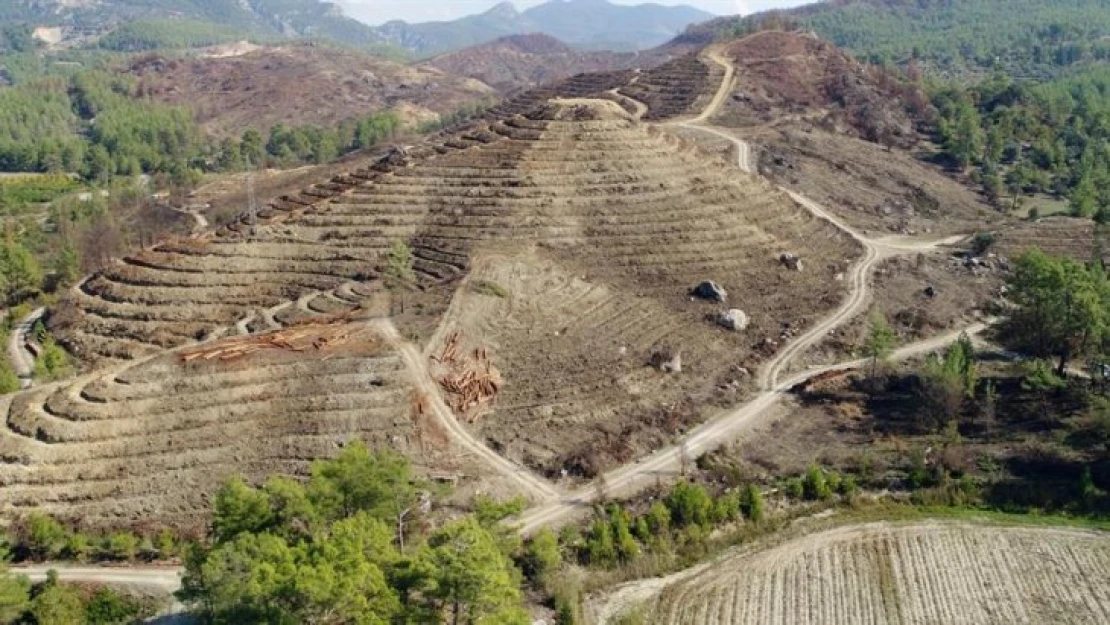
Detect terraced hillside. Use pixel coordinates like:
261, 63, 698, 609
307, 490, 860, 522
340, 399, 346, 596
620, 53, 723, 121
614, 522, 1110, 625
996, 216, 1110, 264
0, 322, 439, 529
28, 97, 858, 523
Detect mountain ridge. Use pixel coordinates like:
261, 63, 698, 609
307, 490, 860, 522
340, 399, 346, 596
6, 0, 716, 55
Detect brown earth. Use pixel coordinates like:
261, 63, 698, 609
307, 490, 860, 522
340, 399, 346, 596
127, 43, 496, 136
0, 317, 509, 530
628, 521, 1110, 625
715, 30, 926, 147
797, 249, 1004, 370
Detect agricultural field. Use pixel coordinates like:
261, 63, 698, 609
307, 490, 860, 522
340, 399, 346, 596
599, 521, 1110, 625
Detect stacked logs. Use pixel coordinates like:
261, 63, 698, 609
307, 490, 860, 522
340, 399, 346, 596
434, 332, 502, 422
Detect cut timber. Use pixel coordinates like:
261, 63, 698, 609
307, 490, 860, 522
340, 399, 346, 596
436, 340, 503, 422
179, 316, 370, 363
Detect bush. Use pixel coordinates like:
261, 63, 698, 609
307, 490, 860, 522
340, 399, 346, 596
525, 528, 561, 585
741, 484, 764, 522
785, 478, 804, 500
472, 280, 509, 298
803, 464, 832, 501
23, 513, 69, 560
101, 532, 139, 561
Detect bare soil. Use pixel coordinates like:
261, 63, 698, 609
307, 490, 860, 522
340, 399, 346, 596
796, 249, 1004, 370
616, 521, 1110, 624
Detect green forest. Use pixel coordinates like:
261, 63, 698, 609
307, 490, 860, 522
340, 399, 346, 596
717, 0, 1110, 79
932, 65, 1110, 218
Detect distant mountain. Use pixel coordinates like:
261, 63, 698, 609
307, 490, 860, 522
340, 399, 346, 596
372, 0, 715, 55
424, 33, 653, 93
2, 0, 715, 56
1, 0, 389, 50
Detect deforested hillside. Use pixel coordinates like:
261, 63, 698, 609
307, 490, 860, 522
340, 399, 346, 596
25, 97, 858, 524
700, 30, 994, 236
125, 43, 495, 137
716, 30, 922, 146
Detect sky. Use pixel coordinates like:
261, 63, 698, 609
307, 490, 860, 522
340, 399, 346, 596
335, 0, 812, 25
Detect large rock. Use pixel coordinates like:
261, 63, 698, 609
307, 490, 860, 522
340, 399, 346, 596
716, 309, 750, 332
691, 281, 728, 303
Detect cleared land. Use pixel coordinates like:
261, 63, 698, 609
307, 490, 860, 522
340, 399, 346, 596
601, 521, 1110, 625
127, 44, 495, 135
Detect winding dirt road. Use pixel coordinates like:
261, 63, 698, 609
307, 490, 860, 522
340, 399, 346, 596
8, 307, 44, 389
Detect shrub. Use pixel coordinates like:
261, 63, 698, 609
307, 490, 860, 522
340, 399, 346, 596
803, 464, 832, 501
741, 484, 764, 523
23, 513, 70, 560
525, 528, 561, 585
472, 280, 509, 298
785, 478, 804, 500
101, 532, 139, 561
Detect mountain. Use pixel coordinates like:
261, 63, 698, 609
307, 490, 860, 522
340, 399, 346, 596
1, 0, 390, 50
4, 0, 714, 55
371, 0, 715, 55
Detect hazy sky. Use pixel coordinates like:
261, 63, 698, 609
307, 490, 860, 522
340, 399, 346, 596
336, 0, 812, 25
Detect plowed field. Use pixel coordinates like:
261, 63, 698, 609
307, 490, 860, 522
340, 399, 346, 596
606, 522, 1110, 625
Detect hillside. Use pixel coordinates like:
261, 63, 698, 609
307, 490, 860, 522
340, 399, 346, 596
370, 0, 714, 55
424, 33, 652, 94
688, 0, 1110, 78
124, 43, 495, 136
1, 96, 861, 526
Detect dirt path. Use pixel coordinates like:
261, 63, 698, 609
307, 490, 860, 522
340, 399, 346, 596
169, 206, 209, 234
10, 564, 181, 593
8, 307, 44, 389
372, 318, 561, 502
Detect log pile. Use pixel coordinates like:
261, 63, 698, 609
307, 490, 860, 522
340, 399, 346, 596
434, 332, 502, 422
180, 318, 371, 362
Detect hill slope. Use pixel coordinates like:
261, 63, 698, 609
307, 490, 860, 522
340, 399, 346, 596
124, 43, 495, 136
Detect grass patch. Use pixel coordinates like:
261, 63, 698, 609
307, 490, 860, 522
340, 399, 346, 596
472, 280, 509, 298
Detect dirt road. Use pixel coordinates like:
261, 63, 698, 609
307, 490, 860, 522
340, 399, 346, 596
10, 564, 182, 593
169, 206, 209, 234
372, 319, 561, 502
8, 307, 44, 389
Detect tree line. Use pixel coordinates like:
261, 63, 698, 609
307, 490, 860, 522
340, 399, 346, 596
932, 66, 1110, 218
